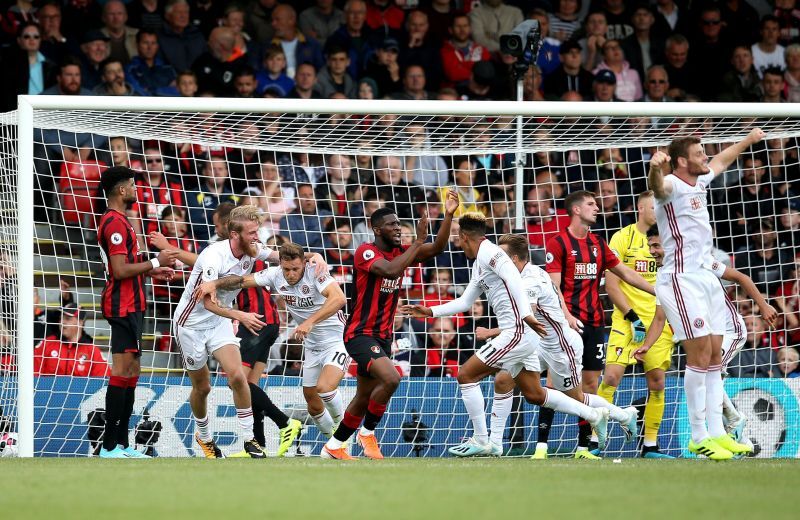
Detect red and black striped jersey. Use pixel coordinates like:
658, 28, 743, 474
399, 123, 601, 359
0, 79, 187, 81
133, 174, 184, 235
545, 228, 619, 327
237, 260, 279, 325
344, 243, 408, 342
98, 209, 147, 318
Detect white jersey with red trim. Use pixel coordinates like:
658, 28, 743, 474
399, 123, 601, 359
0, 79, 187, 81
654, 171, 715, 275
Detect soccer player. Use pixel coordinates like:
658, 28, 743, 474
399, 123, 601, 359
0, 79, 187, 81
173, 205, 324, 458
648, 128, 764, 460
539, 190, 656, 459
479, 234, 638, 458
596, 191, 675, 458
320, 189, 460, 460
194, 242, 350, 444
402, 215, 612, 457
97, 166, 177, 458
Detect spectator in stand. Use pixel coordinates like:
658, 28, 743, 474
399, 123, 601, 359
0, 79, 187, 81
278, 183, 332, 255
421, 269, 464, 325
256, 46, 294, 97
351, 191, 384, 248
778, 205, 800, 250
580, 10, 607, 71
327, 0, 373, 80
774, 0, 800, 47
423, 0, 455, 46
752, 15, 786, 77
529, 8, 562, 77
456, 299, 493, 364
125, 29, 178, 96
101, 0, 138, 65
187, 157, 238, 244
220, 4, 257, 70
315, 154, 353, 217
784, 44, 800, 101
233, 67, 258, 98
720, 0, 760, 47
735, 219, 794, 295
287, 61, 323, 99
600, 0, 632, 40
270, 4, 324, 79
775, 347, 800, 378
34, 280, 76, 343
760, 66, 786, 102
403, 124, 448, 188
134, 145, 184, 236
593, 177, 631, 240
420, 316, 458, 377
620, 4, 661, 82
400, 10, 442, 91
364, 37, 402, 96
245, 0, 277, 45
727, 314, 776, 378
719, 45, 761, 102
37, 2, 72, 64
440, 156, 480, 218
324, 217, 355, 275
390, 300, 423, 376
191, 27, 247, 97
456, 59, 496, 100
591, 68, 618, 101
366, 0, 404, 31
662, 33, 692, 100
79, 29, 111, 91
715, 153, 773, 252
544, 39, 594, 100
592, 38, 641, 101
651, 0, 689, 40
775, 254, 800, 343
469, 0, 523, 54
390, 64, 432, 99
1, 0, 36, 42
158, 0, 205, 73
240, 158, 294, 237
149, 205, 196, 307
34, 303, 108, 377
526, 185, 569, 248
690, 5, 734, 101
640, 65, 670, 102
61, 0, 102, 40
92, 57, 137, 96
127, 0, 166, 33
41, 54, 91, 96
300, 0, 345, 46
358, 76, 378, 98
440, 13, 490, 89
317, 44, 357, 98
0, 23, 56, 111
549, 0, 582, 43
437, 219, 469, 285
374, 155, 424, 219
176, 69, 198, 96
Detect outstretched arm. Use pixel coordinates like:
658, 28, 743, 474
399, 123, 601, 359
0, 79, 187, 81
149, 231, 198, 267
414, 188, 459, 262
192, 273, 260, 303
369, 212, 429, 279
401, 280, 481, 318
609, 263, 656, 296
708, 128, 765, 175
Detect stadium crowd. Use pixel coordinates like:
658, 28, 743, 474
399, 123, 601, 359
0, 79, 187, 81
3, 0, 799, 378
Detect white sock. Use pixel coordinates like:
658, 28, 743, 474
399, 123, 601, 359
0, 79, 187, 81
685, 366, 709, 443
460, 383, 488, 444
722, 390, 740, 424
706, 366, 726, 438
643, 439, 657, 447
319, 390, 344, 424
194, 415, 211, 442
359, 425, 374, 437
489, 390, 513, 446
312, 409, 335, 437
236, 408, 254, 438
543, 388, 599, 422
584, 393, 629, 423
325, 437, 343, 450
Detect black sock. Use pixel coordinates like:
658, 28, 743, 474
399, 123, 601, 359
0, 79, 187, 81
578, 419, 592, 448
253, 412, 266, 446
333, 411, 362, 443
103, 377, 127, 451
537, 406, 555, 444
248, 382, 288, 429
116, 385, 136, 447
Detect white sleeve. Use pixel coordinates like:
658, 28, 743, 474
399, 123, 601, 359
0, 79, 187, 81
312, 267, 336, 293
432, 280, 481, 317
703, 257, 726, 279
492, 257, 533, 319
255, 243, 275, 261
199, 248, 223, 282
697, 169, 716, 188
526, 278, 542, 306
253, 267, 277, 288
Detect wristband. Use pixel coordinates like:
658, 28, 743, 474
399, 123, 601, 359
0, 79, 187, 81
150, 258, 160, 270
624, 309, 640, 322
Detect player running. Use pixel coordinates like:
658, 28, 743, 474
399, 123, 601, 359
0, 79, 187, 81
402, 215, 612, 458
648, 128, 764, 460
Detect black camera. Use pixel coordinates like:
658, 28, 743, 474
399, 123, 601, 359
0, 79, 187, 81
499, 20, 543, 78
401, 409, 429, 457
134, 409, 162, 457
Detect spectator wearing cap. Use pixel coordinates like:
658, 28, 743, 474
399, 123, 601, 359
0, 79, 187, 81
191, 26, 247, 97
440, 13, 490, 88
364, 36, 402, 96
469, 0, 523, 54
592, 68, 619, 101
400, 10, 442, 91
391, 64, 432, 100
270, 4, 324, 79
620, 4, 663, 82
287, 62, 322, 98
79, 29, 111, 90
93, 57, 137, 95
327, 0, 374, 79
256, 46, 294, 97
592, 38, 641, 101
760, 66, 786, 102
316, 44, 357, 98
33, 303, 109, 378
456, 60, 495, 100
299, 0, 345, 46
784, 43, 800, 102
157, 0, 206, 73
101, 0, 139, 65
719, 45, 761, 102
125, 29, 179, 96
752, 15, 786, 77
662, 34, 693, 100
0, 22, 57, 111
544, 39, 594, 100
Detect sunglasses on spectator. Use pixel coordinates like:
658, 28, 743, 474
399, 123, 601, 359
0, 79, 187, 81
22, 33, 40, 39
147, 158, 162, 163
649, 79, 667, 84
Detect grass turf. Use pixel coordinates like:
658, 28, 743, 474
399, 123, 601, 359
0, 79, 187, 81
1, 458, 797, 519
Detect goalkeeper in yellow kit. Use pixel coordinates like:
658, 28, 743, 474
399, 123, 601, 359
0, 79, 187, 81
598, 191, 675, 458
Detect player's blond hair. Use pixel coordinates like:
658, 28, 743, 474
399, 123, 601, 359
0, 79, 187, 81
227, 204, 263, 234
459, 212, 487, 237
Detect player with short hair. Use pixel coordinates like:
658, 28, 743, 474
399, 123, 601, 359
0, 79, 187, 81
540, 190, 656, 459
320, 189, 460, 460
194, 241, 350, 444
402, 215, 612, 457
97, 166, 177, 458
597, 191, 675, 458
648, 128, 764, 460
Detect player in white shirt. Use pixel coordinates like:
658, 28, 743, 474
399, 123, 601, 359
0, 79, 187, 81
476, 234, 639, 457
648, 128, 764, 460
196, 242, 350, 442
402, 213, 611, 457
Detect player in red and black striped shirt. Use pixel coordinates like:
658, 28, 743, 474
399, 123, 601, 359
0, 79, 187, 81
542, 190, 655, 456
97, 166, 176, 458
321, 189, 460, 460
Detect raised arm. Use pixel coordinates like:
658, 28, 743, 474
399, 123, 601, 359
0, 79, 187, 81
369, 212, 428, 279
150, 231, 198, 267
608, 263, 656, 296
708, 128, 765, 175
292, 282, 346, 341
414, 188, 459, 263
648, 150, 672, 200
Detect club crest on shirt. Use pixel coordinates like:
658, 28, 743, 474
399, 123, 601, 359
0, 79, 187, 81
592, 247, 598, 257
370, 345, 381, 354
242, 260, 251, 271
693, 318, 705, 329
489, 252, 503, 268
318, 275, 328, 284
302, 285, 310, 294
690, 197, 703, 210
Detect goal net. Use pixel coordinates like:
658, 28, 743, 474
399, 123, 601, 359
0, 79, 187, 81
3, 97, 799, 458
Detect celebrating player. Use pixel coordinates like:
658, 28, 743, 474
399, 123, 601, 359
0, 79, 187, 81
320, 188, 460, 460
596, 191, 675, 458
402, 215, 612, 458
539, 190, 656, 459
648, 128, 764, 460
194, 242, 350, 445
97, 166, 177, 458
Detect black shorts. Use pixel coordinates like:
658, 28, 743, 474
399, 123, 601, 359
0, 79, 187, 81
238, 323, 280, 368
345, 335, 392, 378
581, 324, 607, 371
107, 311, 144, 356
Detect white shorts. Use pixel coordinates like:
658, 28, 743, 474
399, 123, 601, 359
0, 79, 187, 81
655, 270, 726, 342
539, 325, 583, 391
721, 299, 747, 369
476, 329, 540, 378
302, 341, 350, 387
175, 321, 240, 371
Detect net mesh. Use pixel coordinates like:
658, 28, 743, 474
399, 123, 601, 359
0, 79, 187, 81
3, 104, 799, 458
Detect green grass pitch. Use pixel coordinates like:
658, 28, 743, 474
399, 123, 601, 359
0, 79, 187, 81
1, 458, 798, 519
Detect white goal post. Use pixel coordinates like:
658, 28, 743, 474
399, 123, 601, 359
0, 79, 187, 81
7, 96, 800, 458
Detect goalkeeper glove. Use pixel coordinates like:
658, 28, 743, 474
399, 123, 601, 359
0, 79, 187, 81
625, 309, 647, 343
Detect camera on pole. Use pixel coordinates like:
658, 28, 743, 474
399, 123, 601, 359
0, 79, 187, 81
499, 19, 544, 79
